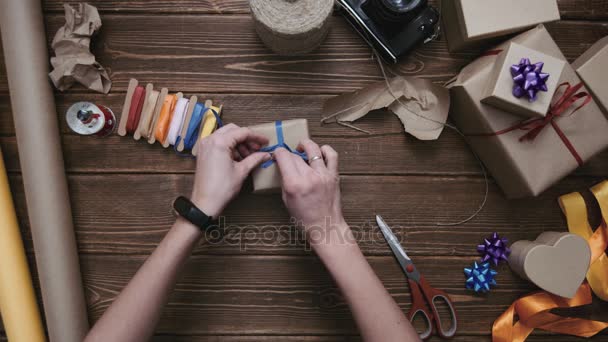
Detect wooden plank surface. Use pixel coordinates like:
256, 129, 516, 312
1, 19, 607, 95
1, 1, 608, 340
76, 255, 608, 335
8, 174, 606, 256
2, 95, 608, 177
40, 0, 608, 20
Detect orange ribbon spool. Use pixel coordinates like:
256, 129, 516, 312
492, 181, 608, 341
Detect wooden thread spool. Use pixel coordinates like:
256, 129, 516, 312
250, 0, 333, 56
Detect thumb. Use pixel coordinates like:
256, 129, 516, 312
238, 152, 271, 176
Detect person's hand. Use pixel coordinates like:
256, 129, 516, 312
191, 123, 270, 218
274, 139, 345, 240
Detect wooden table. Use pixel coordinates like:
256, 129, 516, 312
1, 0, 608, 341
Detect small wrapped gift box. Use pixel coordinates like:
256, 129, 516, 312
449, 25, 608, 198
441, 0, 560, 52
481, 42, 566, 119
573, 36, 608, 114
250, 119, 310, 194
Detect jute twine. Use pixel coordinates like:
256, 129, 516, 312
250, 0, 333, 56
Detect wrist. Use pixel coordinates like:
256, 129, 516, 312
314, 234, 363, 271
190, 193, 222, 219
173, 217, 204, 243
308, 220, 358, 255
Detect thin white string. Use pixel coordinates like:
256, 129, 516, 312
373, 51, 488, 226
167, 97, 189, 146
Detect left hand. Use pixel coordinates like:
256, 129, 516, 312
191, 123, 270, 218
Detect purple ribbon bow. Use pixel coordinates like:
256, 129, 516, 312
511, 58, 550, 102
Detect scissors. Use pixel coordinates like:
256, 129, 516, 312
376, 215, 458, 340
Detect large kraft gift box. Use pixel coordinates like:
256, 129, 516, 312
441, 0, 560, 52
250, 119, 310, 194
572, 36, 608, 114
449, 25, 608, 198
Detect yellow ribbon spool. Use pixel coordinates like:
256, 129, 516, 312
492, 181, 608, 342
559, 181, 608, 301
198, 105, 221, 140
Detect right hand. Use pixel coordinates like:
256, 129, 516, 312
274, 139, 345, 237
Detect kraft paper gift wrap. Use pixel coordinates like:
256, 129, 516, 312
449, 25, 608, 198
322, 76, 450, 140
0, 0, 90, 340
573, 36, 608, 114
250, 119, 310, 194
441, 0, 560, 52
481, 42, 566, 119
49, 3, 111, 93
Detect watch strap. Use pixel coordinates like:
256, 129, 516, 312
173, 196, 214, 230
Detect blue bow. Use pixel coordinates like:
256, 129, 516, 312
259, 121, 307, 168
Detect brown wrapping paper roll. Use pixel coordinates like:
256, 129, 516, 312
0, 0, 89, 341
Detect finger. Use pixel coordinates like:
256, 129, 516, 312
298, 139, 325, 171
215, 123, 239, 134
223, 127, 269, 148
232, 149, 242, 161
273, 147, 301, 178
321, 145, 339, 175
238, 152, 272, 176
237, 144, 251, 158
247, 140, 262, 152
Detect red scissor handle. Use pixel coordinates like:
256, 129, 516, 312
416, 275, 458, 339
407, 278, 434, 340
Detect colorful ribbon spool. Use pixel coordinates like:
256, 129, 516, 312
135, 88, 160, 140
166, 97, 189, 146
154, 93, 178, 145
125, 85, 145, 134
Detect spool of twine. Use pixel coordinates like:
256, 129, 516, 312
250, 0, 333, 56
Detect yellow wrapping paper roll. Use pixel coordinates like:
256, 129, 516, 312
0, 148, 46, 342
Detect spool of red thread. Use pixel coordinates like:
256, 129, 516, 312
66, 101, 116, 137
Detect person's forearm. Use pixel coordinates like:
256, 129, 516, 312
313, 223, 421, 342
84, 218, 202, 342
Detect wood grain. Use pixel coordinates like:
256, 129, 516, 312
150, 336, 608, 342
1, 19, 606, 95
8, 174, 606, 256
2, 95, 608, 177
74, 254, 608, 335
2, 2, 607, 341
40, 0, 608, 20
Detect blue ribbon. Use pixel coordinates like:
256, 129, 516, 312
259, 121, 308, 168
174, 104, 224, 157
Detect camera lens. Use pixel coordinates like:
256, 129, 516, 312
381, 0, 424, 14
365, 0, 427, 27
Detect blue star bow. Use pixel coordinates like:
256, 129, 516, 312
464, 261, 498, 293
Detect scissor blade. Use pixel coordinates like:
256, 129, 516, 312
376, 215, 411, 261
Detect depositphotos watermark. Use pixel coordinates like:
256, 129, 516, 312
202, 216, 406, 251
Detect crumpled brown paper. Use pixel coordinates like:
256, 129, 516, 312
321, 76, 450, 140
49, 3, 111, 93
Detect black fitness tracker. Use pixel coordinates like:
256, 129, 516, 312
172, 196, 215, 231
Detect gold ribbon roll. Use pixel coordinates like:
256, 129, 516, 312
0, 147, 46, 342
492, 181, 608, 342
559, 181, 608, 300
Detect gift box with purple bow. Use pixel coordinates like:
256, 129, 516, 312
481, 42, 566, 119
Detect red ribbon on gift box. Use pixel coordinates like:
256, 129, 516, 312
472, 82, 592, 166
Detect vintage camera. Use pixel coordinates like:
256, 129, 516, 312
336, 0, 439, 63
